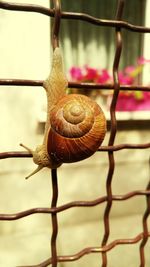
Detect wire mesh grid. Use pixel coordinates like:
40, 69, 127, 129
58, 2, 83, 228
0, 0, 150, 266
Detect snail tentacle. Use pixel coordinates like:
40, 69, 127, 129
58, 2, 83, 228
25, 165, 43, 180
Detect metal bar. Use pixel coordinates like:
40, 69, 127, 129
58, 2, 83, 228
0, 0, 150, 33
0, 151, 32, 158
139, 159, 150, 267
50, 169, 58, 267
0, 79, 150, 92
0, 143, 150, 159
0, 79, 43, 86
98, 143, 150, 151
54, 232, 150, 263
50, 1, 61, 265
0, 78, 150, 93
51, 0, 61, 49
101, 1, 124, 266
18, 231, 150, 266
0, 189, 150, 221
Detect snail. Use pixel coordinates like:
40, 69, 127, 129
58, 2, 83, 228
21, 47, 106, 179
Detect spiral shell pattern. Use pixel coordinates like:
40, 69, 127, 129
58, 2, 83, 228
47, 94, 106, 164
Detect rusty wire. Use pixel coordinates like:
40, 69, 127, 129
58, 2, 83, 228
0, 0, 150, 267
101, 2, 124, 265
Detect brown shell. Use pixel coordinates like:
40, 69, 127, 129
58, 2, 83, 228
47, 94, 106, 164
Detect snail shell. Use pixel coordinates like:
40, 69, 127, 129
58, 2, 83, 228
20, 47, 106, 179
48, 94, 106, 164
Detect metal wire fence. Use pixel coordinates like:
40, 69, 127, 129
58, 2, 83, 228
0, 0, 150, 266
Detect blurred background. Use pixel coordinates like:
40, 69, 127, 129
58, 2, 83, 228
0, 0, 150, 266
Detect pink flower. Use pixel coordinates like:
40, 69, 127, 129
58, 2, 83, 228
118, 71, 134, 85
116, 91, 150, 111
83, 66, 98, 81
70, 67, 83, 82
124, 66, 135, 74
137, 56, 150, 65
97, 69, 111, 84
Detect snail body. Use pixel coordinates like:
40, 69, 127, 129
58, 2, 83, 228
21, 48, 106, 178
